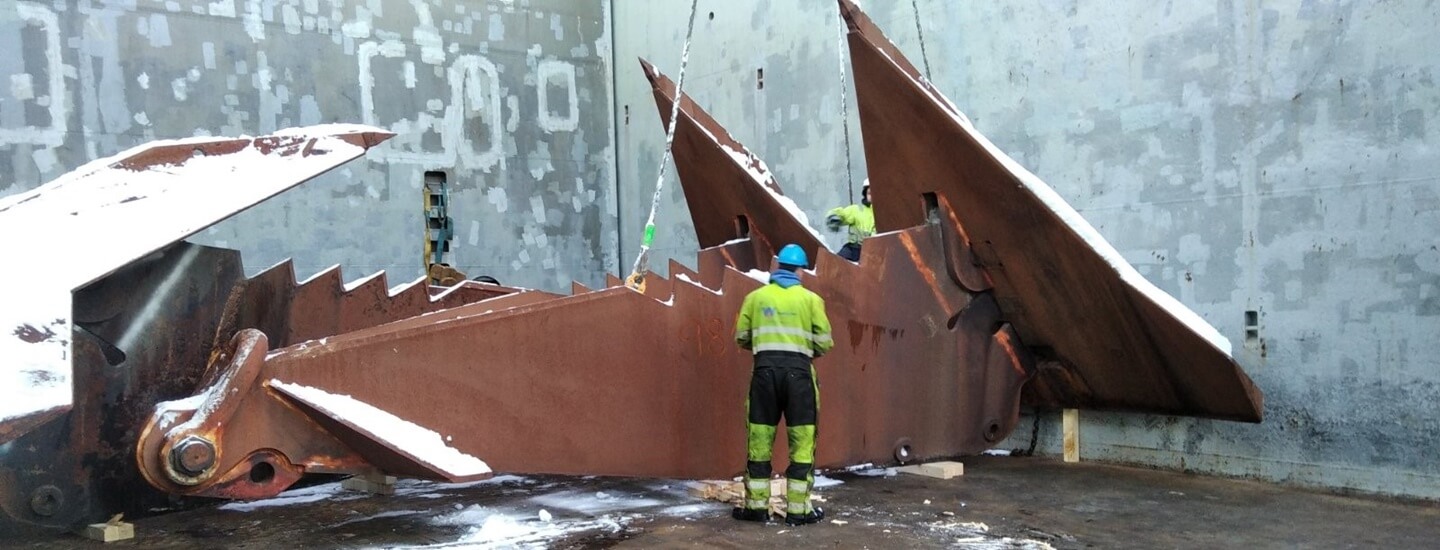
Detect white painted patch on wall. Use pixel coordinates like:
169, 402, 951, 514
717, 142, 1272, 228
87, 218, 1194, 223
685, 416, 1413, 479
488, 15, 504, 41
30, 147, 57, 173
0, 3, 66, 147
9, 74, 34, 101
299, 95, 321, 125
550, 13, 564, 40
404, 60, 417, 88
1176, 233, 1210, 275
452, 55, 503, 171
136, 72, 149, 89
282, 3, 302, 35
409, 0, 445, 65
487, 186, 508, 212
529, 157, 552, 181
537, 60, 579, 132
208, 0, 237, 18
253, 52, 272, 91
133, 112, 150, 126
343, 7, 374, 39
468, 220, 481, 246
530, 195, 547, 224
202, 42, 216, 69
241, 0, 261, 42
505, 95, 520, 132
148, 14, 172, 47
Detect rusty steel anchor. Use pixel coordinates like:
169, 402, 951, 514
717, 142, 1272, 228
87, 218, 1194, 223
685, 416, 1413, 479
7, 1, 1263, 528
129, 63, 1043, 501
128, 3, 1263, 502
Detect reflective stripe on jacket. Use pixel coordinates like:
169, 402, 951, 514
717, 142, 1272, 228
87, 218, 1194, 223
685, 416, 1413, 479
734, 282, 833, 358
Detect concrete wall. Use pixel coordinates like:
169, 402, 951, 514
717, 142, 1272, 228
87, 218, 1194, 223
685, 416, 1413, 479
613, 1, 1440, 499
0, 0, 619, 290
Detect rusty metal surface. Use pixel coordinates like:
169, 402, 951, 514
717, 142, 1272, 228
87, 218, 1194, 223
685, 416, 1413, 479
640, 59, 826, 266
0, 242, 245, 537
129, 62, 1036, 501
0, 127, 413, 538
0, 263, 516, 538
231, 261, 529, 348
0, 407, 66, 448
0, 124, 396, 447
837, 0, 1262, 421
136, 242, 1032, 499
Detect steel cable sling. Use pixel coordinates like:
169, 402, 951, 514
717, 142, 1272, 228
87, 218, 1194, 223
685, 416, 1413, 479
625, 0, 700, 291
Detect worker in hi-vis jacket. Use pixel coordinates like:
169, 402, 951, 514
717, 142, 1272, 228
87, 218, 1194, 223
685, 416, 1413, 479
826, 180, 874, 262
731, 243, 833, 526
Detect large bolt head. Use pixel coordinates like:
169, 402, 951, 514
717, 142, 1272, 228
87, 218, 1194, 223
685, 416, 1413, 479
29, 485, 63, 517
170, 435, 217, 477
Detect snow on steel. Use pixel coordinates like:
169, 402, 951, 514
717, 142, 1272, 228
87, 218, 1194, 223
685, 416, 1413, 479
0, 124, 393, 426
837, 0, 1261, 420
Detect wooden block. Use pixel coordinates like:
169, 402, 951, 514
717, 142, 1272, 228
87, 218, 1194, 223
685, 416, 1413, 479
897, 461, 964, 479
690, 480, 747, 504
1063, 408, 1080, 463
83, 522, 134, 542
686, 482, 714, 499
342, 473, 397, 495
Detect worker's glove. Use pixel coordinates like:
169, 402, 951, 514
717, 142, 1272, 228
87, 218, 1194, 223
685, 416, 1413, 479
826, 214, 843, 232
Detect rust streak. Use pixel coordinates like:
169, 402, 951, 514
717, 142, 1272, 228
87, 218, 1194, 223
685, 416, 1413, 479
993, 329, 1029, 377
897, 232, 950, 310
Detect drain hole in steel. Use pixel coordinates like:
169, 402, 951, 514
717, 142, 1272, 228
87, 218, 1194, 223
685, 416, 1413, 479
249, 462, 275, 484
984, 421, 1002, 442
894, 443, 913, 464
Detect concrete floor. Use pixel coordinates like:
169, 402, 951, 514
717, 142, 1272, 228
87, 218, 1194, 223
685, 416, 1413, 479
9, 456, 1439, 549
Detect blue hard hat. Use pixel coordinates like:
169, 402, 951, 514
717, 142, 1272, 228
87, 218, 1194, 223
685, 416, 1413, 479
777, 244, 808, 267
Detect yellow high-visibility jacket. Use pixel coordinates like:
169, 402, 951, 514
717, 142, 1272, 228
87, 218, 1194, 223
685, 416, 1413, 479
828, 203, 875, 245
734, 281, 834, 358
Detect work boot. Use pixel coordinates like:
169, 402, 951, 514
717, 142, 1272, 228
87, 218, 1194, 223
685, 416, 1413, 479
784, 506, 825, 526
732, 507, 769, 523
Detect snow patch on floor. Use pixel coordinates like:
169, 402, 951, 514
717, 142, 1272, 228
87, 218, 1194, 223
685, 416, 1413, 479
397, 504, 628, 549
853, 467, 899, 477
392, 475, 534, 497
330, 509, 427, 528
925, 520, 1057, 549
528, 490, 664, 515
656, 502, 726, 518
218, 482, 357, 512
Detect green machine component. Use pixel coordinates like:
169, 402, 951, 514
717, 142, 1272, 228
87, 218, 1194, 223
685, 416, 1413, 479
423, 171, 453, 270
